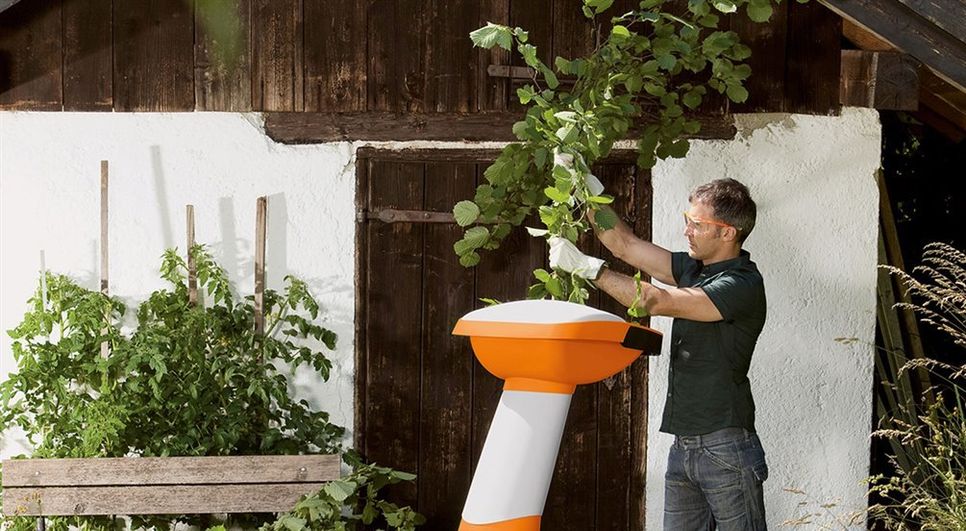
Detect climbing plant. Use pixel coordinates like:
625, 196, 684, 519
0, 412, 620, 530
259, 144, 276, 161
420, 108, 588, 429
453, 0, 805, 306
0, 245, 421, 531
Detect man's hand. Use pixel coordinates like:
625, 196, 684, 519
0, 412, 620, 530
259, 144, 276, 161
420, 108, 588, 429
548, 236, 606, 280
553, 148, 604, 196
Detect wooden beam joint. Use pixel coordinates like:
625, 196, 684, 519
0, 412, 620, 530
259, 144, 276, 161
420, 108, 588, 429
840, 49, 919, 110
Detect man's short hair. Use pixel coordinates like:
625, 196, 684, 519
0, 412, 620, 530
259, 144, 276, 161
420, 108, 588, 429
689, 178, 757, 244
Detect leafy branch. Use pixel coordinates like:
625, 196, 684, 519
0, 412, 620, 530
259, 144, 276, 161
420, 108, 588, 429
455, 0, 804, 307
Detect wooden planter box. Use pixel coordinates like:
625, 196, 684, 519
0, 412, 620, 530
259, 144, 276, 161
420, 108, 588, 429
2, 455, 339, 517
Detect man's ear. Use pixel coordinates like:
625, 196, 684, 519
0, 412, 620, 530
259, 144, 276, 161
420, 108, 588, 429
722, 226, 739, 242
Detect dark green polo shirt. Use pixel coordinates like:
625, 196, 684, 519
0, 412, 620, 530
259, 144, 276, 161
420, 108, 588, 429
659, 249, 767, 436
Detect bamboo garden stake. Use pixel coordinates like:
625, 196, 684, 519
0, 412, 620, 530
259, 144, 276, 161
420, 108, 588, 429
100, 160, 110, 359
187, 205, 198, 305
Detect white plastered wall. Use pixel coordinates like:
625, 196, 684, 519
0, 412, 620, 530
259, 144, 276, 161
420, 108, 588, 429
647, 108, 881, 529
0, 109, 880, 528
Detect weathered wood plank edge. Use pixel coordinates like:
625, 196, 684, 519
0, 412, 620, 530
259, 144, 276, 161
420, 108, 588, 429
2, 483, 328, 516
264, 112, 738, 143
2, 454, 340, 486
817, 0, 966, 92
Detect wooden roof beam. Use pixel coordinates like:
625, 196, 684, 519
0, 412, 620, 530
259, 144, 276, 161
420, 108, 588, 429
843, 19, 966, 134
818, 0, 966, 93
264, 112, 737, 144
840, 50, 919, 111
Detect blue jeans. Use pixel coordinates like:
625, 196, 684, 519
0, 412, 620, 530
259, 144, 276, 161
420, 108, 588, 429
663, 427, 769, 530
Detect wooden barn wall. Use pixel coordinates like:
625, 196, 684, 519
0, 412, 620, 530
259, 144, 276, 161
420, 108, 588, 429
0, 0, 841, 115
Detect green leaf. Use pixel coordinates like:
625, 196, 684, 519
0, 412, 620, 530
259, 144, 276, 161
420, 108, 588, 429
711, 0, 736, 13
324, 480, 356, 502
666, 138, 690, 158
470, 23, 513, 50
644, 82, 666, 97
453, 200, 480, 227
534, 269, 552, 282
611, 25, 630, 38
594, 208, 619, 230
554, 110, 578, 123
464, 226, 490, 248
544, 186, 571, 203
459, 251, 481, 267
546, 277, 564, 298
516, 85, 536, 104
512, 120, 530, 139
519, 43, 540, 68
726, 84, 749, 103
747, 0, 773, 22
541, 66, 560, 89
555, 124, 578, 143
555, 56, 572, 74
624, 74, 643, 93
588, 195, 614, 204
280, 516, 306, 531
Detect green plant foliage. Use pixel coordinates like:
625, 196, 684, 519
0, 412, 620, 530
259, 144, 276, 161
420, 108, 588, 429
457, 0, 795, 306
258, 451, 426, 531
0, 244, 421, 531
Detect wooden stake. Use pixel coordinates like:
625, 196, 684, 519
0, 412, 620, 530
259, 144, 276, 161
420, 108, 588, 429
186, 205, 197, 306
39, 250, 48, 311
100, 161, 110, 359
254, 197, 267, 338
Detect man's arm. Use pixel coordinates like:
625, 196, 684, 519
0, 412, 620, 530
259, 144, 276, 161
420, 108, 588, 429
593, 268, 724, 322
588, 206, 675, 285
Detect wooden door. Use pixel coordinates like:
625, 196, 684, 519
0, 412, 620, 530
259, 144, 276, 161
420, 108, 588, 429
354, 148, 653, 531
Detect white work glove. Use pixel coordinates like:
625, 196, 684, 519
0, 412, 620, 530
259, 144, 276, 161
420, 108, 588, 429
553, 148, 605, 197
549, 236, 606, 280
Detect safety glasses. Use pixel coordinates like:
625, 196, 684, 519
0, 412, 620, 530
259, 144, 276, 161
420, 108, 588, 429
683, 210, 734, 232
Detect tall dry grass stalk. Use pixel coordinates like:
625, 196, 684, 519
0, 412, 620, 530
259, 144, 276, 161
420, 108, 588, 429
870, 242, 966, 529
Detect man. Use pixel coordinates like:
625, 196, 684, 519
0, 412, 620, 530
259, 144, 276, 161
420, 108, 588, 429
549, 178, 769, 530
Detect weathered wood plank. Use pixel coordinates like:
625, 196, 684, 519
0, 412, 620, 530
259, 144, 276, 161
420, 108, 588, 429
114, 0, 195, 111
593, 163, 638, 531
303, 0, 367, 111
424, 0, 477, 112
919, 68, 966, 132
364, 160, 424, 509
354, 151, 372, 455
818, 0, 966, 92
251, 0, 302, 111
729, 2, 787, 112
552, 0, 594, 61
892, 0, 966, 58
264, 112, 738, 143
367, 0, 427, 112
507, 0, 552, 113
194, 0, 252, 111
3, 484, 328, 516
629, 169, 653, 531
840, 50, 919, 111
784, 0, 842, 115
476, 0, 510, 111
0, 0, 62, 109
63, 0, 113, 111
898, 0, 966, 45
544, 386, 597, 530
1, 455, 340, 487
417, 162, 476, 528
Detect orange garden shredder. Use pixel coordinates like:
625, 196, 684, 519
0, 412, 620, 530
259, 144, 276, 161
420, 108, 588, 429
452, 300, 663, 530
